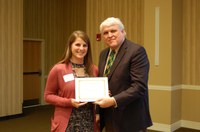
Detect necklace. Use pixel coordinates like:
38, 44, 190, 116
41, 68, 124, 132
71, 62, 88, 77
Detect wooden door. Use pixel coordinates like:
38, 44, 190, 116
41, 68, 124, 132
23, 40, 42, 107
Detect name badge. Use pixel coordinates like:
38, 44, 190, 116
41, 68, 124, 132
63, 73, 74, 82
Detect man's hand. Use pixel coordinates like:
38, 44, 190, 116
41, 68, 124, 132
94, 97, 116, 108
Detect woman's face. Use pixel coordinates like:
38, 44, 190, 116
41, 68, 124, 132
71, 37, 88, 63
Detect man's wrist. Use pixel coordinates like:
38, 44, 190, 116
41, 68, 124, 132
111, 97, 117, 108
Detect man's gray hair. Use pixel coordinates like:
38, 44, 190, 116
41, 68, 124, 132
100, 17, 125, 33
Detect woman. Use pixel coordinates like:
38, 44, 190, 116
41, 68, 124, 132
44, 30, 98, 132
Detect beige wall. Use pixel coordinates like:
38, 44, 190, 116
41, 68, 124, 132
144, 0, 199, 131
149, 90, 172, 124
182, 89, 200, 122
181, 1, 200, 128
144, 0, 172, 86
171, 89, 182, 123
171, 0, 182, 126
172, 0, 183, 86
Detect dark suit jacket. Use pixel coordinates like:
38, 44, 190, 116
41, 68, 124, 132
98, 39, 152, 132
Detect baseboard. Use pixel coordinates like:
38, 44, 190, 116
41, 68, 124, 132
148, 120, 200, 132
23, 98, 39, 107
148, 122, 172, 132
0, 113, 23, 121
181, 120, 200, 130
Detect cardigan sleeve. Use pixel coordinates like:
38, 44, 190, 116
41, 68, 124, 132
44, 65, 73, 107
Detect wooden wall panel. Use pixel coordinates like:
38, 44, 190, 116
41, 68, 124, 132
86, 0, 144, 65
183, 0, 200, 85
0, 0, 23, 117
24, 0, 86, 74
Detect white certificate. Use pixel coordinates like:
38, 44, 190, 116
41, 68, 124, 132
75, 77, 109, 102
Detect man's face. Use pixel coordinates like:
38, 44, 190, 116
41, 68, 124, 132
102, 24, 125, 49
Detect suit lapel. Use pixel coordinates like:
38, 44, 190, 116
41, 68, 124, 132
108, 40, 127, 79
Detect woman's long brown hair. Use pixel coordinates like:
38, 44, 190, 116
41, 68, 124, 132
58, 30, 94, 76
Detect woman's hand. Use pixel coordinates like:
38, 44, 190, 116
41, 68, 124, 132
71, 99, 87, 108
96, 114, 100, 132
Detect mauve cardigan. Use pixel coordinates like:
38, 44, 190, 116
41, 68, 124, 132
44, 63, 98, 132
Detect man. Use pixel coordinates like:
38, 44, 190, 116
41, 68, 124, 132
95, 17, 152, 132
